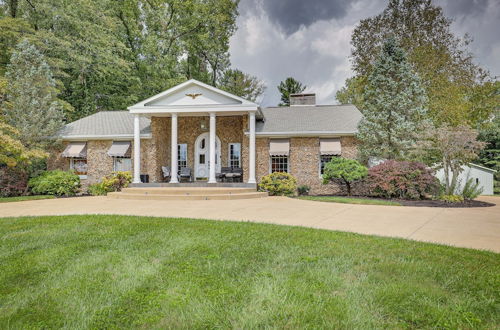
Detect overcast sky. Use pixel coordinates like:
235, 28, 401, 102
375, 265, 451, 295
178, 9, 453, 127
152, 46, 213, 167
229, 0, 500, 107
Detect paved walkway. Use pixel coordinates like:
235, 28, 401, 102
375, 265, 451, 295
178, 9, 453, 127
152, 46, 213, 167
1, 196, 499, 252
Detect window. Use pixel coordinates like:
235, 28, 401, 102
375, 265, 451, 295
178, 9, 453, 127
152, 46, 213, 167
113, 157, 132, 172
270, 155, 288, 173
228, 143, 241, 168
178, 144, 187, 169
320, 155, 337, 175
70, 158, 88, 178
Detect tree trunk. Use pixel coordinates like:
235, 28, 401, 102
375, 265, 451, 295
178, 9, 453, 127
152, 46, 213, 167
344, 179, 352, 196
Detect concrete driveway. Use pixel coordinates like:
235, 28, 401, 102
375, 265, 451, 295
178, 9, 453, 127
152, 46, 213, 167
1, 196, 499, 253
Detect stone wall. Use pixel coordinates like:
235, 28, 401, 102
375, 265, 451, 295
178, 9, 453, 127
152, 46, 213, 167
149, 115, 244, 182
254, 136, 360, 195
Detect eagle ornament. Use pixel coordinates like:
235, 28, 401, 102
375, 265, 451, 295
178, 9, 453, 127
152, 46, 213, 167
185, 93, 202, 99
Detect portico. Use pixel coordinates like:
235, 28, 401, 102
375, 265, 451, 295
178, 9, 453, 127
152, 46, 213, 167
128, 79, 259, 185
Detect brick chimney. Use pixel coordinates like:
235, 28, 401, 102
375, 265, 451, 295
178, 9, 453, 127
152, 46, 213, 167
289, 93, 316, 106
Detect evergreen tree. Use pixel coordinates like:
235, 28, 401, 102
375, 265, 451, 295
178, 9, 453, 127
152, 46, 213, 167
357, 38, 429, 161
2, 39, 64, 149
478, 112, 500, 194
218, 69, 265, 102
277, 77, 306, 106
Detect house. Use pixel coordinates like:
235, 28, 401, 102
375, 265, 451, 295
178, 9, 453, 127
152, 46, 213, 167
49, 79, 362, 195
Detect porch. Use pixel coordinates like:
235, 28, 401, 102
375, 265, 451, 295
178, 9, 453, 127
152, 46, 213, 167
129, 79, 258, 185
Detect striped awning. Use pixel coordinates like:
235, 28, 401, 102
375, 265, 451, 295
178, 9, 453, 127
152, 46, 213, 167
269, 139, 290, 156
62, 142, 87, 158
107, 141, 131, 157
320, 138, 341, 155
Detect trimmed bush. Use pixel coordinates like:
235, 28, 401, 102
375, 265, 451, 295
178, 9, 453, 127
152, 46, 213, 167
29, 170, 80, 196
366, 160, 439, 200
438, 194, 464, 203
322, 158, 368, 196
297, 185, 310, 196
259, 172, 297, 196
88, 171, 132, 196
0, 166, 29, 197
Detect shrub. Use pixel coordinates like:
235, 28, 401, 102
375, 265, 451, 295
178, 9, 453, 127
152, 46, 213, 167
366, 160, 439, 200
258, 172, 297, 196
322, 158, 368, 196
88, 171, 132, 196
461, 178, 483, 200
438, 194, 464, 203
297, 185, 310, 196
29, 170, 80, 196
0, 166, 29, 197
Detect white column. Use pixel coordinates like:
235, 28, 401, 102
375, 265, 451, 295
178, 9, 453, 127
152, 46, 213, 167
169, 113, 179, 183
133, 114, 141, 183
248, 111, 256, 184
208, 112, 217, 183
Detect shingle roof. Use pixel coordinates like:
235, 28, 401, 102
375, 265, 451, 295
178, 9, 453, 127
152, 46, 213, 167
60, 111, 151, 138
256, 105, 362, 134
60, 105, 362, 139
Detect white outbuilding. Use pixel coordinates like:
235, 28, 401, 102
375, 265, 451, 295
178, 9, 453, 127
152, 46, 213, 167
435, 163, 496, 195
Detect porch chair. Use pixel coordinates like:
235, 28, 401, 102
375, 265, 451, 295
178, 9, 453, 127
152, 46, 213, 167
179, 167, 192, 182
217, 167, 232, 182
225, 167, 243, 182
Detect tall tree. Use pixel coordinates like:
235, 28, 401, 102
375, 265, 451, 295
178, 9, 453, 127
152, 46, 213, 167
478, 111, 500, 194
337, 0, 494, 126
357, 38, 429, 161
277, 77, 306, 106
218, 69, 265, 102
2, 40, 64, 149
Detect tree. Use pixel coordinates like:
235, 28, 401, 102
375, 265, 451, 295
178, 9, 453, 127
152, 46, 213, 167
357, 38, 429, 161
478, 112, 500, 194
415, 125, 486, 195
277, 77, 306, 106
322, 158, 368, 196
2, 40, 64, 149
0, 121, 47, 168
337, 0, 494, 126
218, 69, 265, 102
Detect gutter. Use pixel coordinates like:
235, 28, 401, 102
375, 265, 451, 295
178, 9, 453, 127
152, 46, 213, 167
244, 131, 357, 138
60, 134, 152, 141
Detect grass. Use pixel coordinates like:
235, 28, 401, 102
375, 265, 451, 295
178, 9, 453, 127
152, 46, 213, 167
0, 195, 55, 203
0, 215, 498, 329
298, 195, 402, 206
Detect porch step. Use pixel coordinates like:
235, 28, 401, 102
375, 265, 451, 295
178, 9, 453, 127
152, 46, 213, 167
107, 187, 268, 200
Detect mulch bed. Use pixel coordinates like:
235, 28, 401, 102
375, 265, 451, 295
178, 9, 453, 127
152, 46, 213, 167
318, 195, 496, 208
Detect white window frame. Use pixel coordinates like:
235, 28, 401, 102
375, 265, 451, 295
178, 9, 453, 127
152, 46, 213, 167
178, 143, 188, 170
70, 158, 88, 179
113, 157, 132, 172
319, 155, 338, 177
270, 155, 289, 173
228, 143, 241, 168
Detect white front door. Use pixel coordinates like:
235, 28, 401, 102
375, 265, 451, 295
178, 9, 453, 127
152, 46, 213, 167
194, 132, 221, 179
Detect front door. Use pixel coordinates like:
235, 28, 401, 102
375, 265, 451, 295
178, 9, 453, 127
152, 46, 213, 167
194, 132, 221, 179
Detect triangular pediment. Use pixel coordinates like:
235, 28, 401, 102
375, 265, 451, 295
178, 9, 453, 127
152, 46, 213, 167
130, 79, 256, 108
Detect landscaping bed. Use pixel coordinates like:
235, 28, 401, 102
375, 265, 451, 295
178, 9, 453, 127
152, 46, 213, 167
300, 195, 495, 208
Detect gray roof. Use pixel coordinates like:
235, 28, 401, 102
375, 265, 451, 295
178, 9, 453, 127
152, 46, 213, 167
60, 105, 362, 139
256, 104, 362, 134
60, 111, 151, 138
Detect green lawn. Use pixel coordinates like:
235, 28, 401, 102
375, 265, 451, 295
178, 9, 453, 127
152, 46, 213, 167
0, 215, 498, 328
0, 195, 55, 203
298, 195, 401, 206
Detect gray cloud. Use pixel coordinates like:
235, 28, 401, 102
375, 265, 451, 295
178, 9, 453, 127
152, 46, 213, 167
231, 0, 500, 107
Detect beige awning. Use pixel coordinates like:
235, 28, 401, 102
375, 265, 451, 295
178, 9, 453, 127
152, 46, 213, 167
62, 142, 87, 158
269, 139, 290, 156
320, 138, 341, 155
107, 141, 131, 157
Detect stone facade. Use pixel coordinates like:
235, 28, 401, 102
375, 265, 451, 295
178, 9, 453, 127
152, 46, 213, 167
254, 136, 359, 195
50, 115, 360, 195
